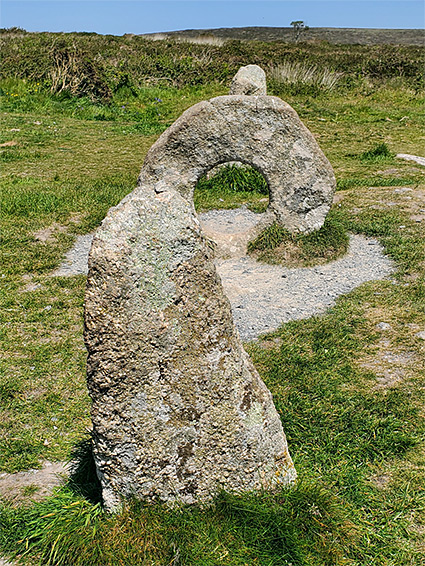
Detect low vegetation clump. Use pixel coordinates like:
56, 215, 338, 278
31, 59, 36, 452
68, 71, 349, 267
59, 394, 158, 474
359, 142, 394, 162
248, 213, 349, 266
0, 27, 424, 565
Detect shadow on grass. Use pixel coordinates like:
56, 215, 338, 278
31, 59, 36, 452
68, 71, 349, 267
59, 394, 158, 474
67, 434, 102, 505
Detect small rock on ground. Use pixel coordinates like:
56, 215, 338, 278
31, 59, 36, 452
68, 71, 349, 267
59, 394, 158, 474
396, 153, 425, 167
376, 322, 392, 331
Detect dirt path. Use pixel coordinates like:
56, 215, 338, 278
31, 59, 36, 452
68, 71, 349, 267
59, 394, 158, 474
199, 207, 394, 340
0, 461, 69, 506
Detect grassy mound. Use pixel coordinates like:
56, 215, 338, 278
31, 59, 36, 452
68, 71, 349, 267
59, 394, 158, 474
248, 212, 349, 267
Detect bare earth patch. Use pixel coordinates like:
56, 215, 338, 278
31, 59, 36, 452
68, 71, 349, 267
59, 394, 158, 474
32, 222, 67, 243
0, 461, 69, 506
0, 141, 18, 147
369, 472, 392, 489
32, 214, 84, 245
359, 340, 417, 389
21, 273, 42, 292
358, 306, 424, 389
399, 186, 425, 223
350, 185, 425, 227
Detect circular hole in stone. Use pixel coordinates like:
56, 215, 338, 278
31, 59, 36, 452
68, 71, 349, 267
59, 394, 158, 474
194, 162, 270, 260
193, 161, 270, 214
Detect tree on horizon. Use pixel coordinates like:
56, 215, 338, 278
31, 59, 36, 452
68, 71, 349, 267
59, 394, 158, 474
290, 20, 309, 42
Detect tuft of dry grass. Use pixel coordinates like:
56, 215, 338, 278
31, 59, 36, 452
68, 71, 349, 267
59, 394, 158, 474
177, 35, 226, 47
142, 32, 226, 46
269, 61, 344, 90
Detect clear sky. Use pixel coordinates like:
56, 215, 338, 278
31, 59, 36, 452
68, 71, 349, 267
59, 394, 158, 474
1, 1, 423, 35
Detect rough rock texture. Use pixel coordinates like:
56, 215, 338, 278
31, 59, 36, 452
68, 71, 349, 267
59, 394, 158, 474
84, 80, 340, 508
85, 186, 296, 511
138, 95, 336, 233
229, 64, 267, 95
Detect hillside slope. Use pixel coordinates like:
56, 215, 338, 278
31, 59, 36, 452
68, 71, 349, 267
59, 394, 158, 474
144, 26, 424, 46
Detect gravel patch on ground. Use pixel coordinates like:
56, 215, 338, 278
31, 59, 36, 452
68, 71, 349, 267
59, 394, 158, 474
51, 233, 94, 276
217, 235, 393, 341
51, 206, 394, 341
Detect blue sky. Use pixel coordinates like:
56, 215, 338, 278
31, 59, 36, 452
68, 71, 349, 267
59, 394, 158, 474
1, 1, 423, 35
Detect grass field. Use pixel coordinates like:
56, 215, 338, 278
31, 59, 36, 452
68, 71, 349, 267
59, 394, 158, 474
0, 30, 424, 565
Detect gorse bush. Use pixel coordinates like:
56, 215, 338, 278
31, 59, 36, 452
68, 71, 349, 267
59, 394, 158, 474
47, 40, 112, 100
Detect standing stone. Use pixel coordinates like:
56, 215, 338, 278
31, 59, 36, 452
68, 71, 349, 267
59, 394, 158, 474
230, 64, 267, 95
85, 186, 296, 511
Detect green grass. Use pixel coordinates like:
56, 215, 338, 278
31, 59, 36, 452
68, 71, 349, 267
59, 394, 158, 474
0, 77, 225, 133
0, 482, 357, 566
336, 177, 419, 190
194, 163, 269, 212
359, 143, 394, 163
0, 33, 424, 565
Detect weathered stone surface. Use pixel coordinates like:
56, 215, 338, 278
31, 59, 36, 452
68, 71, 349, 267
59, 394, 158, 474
85, 81, 339, 509
229, 64, 267, 95
138, 95, 336, 234
85, 186, 296, 510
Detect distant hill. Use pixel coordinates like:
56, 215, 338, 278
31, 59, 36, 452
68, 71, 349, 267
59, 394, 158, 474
143, 26, 424, 46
